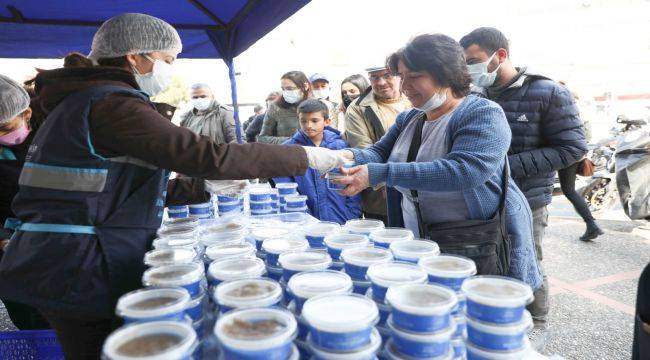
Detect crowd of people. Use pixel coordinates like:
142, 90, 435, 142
0, 11, 645, 360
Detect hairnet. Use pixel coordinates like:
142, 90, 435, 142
0, 75, 30, 125
88, 13, 182, 61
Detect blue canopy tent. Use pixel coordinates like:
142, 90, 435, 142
0, 0, 311, 142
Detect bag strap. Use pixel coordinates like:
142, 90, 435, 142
407, 113, 510, 239
365, 106, 386, 140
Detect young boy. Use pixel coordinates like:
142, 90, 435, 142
273, 99, 361, 224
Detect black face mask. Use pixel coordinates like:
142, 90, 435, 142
343, 94, 359, 108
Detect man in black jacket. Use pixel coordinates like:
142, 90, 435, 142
461, 27, 588, 351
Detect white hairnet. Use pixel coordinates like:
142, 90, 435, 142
0, 75, 30, 125
88, 13, 182, 61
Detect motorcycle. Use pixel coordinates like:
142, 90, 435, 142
579, 115, 648, 214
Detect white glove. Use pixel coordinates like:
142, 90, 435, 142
204, 179, 249, 196
302, 146, 347, 174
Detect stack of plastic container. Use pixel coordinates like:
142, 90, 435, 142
166, 204, 189, 219
461, 276, 534, 360
249, 187, 276, 216
248, 226, 292, 255
302, 293, 382, 359
370, 227, 413, 249
199, 221, 247, 250
324, 233, 369, 275
284, 194, 308, 214
188, 201, 214, 219
389, 239, 440, 264
216, 193, 243, 217
103, 321, 200, 359
345, 219, 385, 237
418, 254, 477, 358
275, 182, 299, 213
384, 283, 458, 359
286, 270, 354, 357
213, 277, 283, 314
262, 237, 309, 282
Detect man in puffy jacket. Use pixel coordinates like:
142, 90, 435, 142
180, 83, 236, 144
461, 27, 588, 351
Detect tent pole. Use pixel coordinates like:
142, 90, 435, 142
227, 59, 244, 144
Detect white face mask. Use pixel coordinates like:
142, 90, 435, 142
313, 88, 330, 100
133, 55, 174, 96
467, 52, 501, 88
282, 89, 302, 104
415, 91, 447, 113
191, 98, 212, 111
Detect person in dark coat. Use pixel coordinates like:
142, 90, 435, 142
633, 261, 650, 360
0, 13, 343, 359
245, 91, 281, 142
461, 27, 589, 351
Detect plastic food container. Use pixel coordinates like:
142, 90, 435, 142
276, 182, 299, 195
200, 232, 246, 250
249, 188, 273, 202
251, 208, 276, 216
369, 228, 413, 248
266, 264, 283, 281
344, 219, 385, 236
185, 288, 206, 322
157, 225, 197, 240
202, 221, 247, 237
341, 247, 392, 280
466, 310, 533, 351
365, 289, 391, 327
152, 237, 201, 256
323, 234, 369, 261
461, 276, 534, 324
452, 291, 467, 316
388, 317, 456, 358
262, 238, 309, 267
288, 270, 353, 315
116, 288, 190, 324
377, 325, 391, 346
326, 161, 355, 191
284, 195, 308, 209
142, 263, 204, 298
167, 205, 189, 219
285, 206, 308, 214
189, 202, 212, 216
217, 194, 243, 203
102, 321, 198, 360
144, 248, 197, 268
162, 216, 199, 229
218, 200, 241, 214
278, 251, 332, 282
352, 278, 372, 295
385, 284, 457, 333
303, 222, 341, 249
250, 227, 292, 251
308, 327, 381, 360
302, 293, 378, 352
287, 301, 310, 341
383, 339, 453, 360
204, 242, 255, 264
366, 262, 427, 303
418, 255, 477, 291
215, 278, 283, 314
452, 313, 466, 338
389, 240, 440, 263
250, 200, 273, 211
465, 338, 532, 360
330, 261, 343, 271
207, 257, 266, 288
215, 308, 297, 360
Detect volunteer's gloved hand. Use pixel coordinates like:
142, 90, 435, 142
302, 146, 347, 174
204, 179, 249, 196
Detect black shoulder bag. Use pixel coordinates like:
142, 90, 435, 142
407, 115, 511, 275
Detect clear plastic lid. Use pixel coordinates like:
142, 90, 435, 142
200, 231, 246, 248
152, 237, 199, 250
390, 239, 440, 260
201, 222, 246, 236
308, 327, 381, 360
144, 248, 197, 267
344, 219, 385, 234
461, 276, 534, 307
278, 251, 332, 272
284, 195, 308, 203
418, 254, 477, 278
249, 187, 273, 196
215, 308, 297, 351
323, 234, 369, 250
205, 242, 255, 262
341, 247, 393, 267
162, 217, 199, 229
262, 238, 309, 255
385, 283, 457, 316
142, 263, 204, 287
215, 278, 283, 308
208, 257, 266, 282
466, 310, 533, 334
250, 227, 291, 242
275, 183, 298, 190
303, 222, 341, 237
465, 338, 532, 359
302, 293, 378, 333
366, 261, 427, 288
288, 270, 353, 300
102, 321, 197, 360
116, 288, 190, 319
156, 225, 197, 239
369, 227, 414, 244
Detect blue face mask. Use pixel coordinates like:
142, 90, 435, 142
467, 52, 501, 88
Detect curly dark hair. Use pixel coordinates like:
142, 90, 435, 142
387, 34, 471, 98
